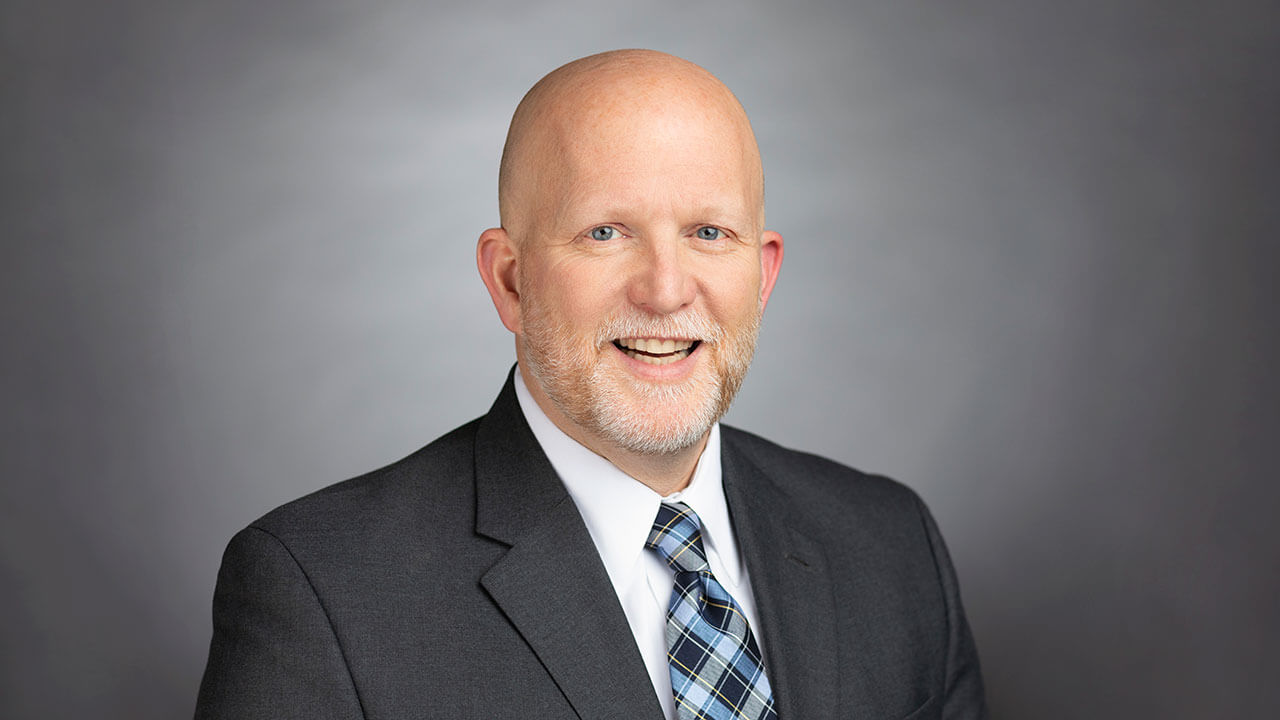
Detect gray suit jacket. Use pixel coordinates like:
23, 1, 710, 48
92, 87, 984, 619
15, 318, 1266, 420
195, 373, 986, 719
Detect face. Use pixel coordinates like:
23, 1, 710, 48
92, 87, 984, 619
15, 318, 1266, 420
512, 104, 781, 456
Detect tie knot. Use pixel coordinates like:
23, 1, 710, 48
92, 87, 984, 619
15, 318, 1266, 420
646, 502, 710, 575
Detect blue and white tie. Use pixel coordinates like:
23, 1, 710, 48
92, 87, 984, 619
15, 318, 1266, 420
646, 502, 778, 720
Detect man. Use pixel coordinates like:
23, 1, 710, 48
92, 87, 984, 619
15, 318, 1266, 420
195, 50, 987, 720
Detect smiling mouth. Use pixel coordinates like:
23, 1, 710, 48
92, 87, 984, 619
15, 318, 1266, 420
613, 338, 701, 366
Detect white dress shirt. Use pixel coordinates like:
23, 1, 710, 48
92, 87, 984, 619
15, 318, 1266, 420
513, 370, 764, 720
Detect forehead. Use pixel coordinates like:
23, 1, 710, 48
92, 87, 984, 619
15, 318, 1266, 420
539, 104, 762, 227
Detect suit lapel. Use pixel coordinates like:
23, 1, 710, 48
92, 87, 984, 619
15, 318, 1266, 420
722, 434, 839, 720
473, 374, 664, 720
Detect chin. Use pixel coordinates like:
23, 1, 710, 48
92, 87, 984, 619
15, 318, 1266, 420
586, 364, 728, 455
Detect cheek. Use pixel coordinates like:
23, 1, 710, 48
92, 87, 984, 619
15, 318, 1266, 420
547, 261, 620, 316
701, 257, 763, 318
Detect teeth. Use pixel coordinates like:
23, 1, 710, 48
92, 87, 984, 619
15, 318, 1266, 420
614, 337, 697, 366
618, 338, 694, 353
622, 348, 691, 365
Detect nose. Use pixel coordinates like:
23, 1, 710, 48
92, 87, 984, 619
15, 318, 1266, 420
626, 237, 696, 315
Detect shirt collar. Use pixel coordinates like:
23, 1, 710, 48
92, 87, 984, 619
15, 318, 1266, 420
513, 368, 744, 591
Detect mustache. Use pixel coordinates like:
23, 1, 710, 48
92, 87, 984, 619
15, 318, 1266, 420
594, 310, 725, 345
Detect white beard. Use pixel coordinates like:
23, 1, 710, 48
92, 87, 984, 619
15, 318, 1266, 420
520, 300, 760, 455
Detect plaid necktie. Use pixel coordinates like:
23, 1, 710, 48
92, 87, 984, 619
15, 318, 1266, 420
646, 502, 778, 720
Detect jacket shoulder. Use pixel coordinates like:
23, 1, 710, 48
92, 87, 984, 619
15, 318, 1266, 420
719, 423, 924, 515
248, 417, 483, 544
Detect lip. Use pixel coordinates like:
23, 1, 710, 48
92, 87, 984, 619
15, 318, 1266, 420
615, 336, 701, 345
609, 339, 705, 381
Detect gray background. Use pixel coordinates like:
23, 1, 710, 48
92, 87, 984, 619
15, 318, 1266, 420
3, 0, 1277, 718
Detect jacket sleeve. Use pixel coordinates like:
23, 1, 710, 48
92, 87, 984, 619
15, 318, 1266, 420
916, 495, 989, 720
194, 526, 365, 720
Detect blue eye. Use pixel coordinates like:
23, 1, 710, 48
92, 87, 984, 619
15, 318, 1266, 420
589, 226, 617, 241
696, 226, 723, 241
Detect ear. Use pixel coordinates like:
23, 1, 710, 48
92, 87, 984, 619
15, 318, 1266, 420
477, 227, 522, 334
758, 230, 784, 310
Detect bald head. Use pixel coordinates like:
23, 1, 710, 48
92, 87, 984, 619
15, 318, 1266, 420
497, 50, 764, 240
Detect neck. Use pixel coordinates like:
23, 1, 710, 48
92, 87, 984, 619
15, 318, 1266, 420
518, 364, 708, 496
593, 433, 708, 497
